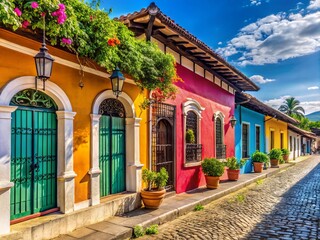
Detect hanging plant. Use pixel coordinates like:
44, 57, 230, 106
0, 0, 178, 100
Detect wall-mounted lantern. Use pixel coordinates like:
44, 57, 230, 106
34, 16, 54, 90
230, 115, 237, 128
110, 67, 125, 98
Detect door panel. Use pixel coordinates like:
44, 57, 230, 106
111, 117, 125, 194
99, 115, 111, 197
10, 109, 57, 220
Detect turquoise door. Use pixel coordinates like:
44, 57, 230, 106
10, 89, 57, 220
99, 99, 126, 197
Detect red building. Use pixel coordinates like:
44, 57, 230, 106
120, 3, 259, 193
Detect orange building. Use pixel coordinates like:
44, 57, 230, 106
0, 28, 149, 236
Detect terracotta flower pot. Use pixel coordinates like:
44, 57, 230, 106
283, 154, 289, 163
270, 158, 279, 168
141, 188, 166, 209
205, 175, 220, 189
227, 169, 240, 181
253, 162, 264, 173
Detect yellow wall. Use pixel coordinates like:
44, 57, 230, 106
0, 29, 149, 203
265, 117, 288, 152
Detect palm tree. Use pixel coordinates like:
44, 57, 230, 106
278, 97, 305, 119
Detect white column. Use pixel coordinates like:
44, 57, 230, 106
56, 111, 77, 214
126, 118, 143, 192
89, 114, 102, 206
0, 106, 17, 235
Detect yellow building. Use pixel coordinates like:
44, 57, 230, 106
0, 28, 148, 234
265, 117, 288, 152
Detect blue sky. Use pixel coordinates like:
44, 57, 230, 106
101, 0, 320, 114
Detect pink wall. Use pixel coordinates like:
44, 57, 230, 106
166, 64, 235, 193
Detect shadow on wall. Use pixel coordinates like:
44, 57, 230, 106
185, 166, 202, 192
74, 128, 89, 152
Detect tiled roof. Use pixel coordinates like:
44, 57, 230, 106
235, 92, 299, 125
116, 2, 259, 92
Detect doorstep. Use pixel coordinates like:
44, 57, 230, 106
53, 157, 312, 240
0, 192, 140, 240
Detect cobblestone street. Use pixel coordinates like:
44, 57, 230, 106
143, 155, 320, 240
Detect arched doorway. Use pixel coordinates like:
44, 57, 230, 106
10, 89, 58, 220
99, 98, 126, 197
155, 119, 174, 189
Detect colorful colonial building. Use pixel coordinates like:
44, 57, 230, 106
119, 3, 259, 193
0, 28, 147, 236
234, 92, 298, 172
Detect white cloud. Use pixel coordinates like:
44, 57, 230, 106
250, 75, 275, 84
217, 4, 320, 66
307, 86, 319, 90
250, 0, 262, 6
264, 96, 320, 114
308, 0, 320, 10
218, 41, 222, 45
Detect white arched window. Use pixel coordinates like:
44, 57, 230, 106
183, 98, 205, 166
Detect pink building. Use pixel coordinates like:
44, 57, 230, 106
120, 3, 259, 193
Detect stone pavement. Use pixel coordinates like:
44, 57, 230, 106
141, 154, 320, 240
52, 155, 315, 240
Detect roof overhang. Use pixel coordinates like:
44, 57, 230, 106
235, 92, 299, 125
116, 3, 259, 92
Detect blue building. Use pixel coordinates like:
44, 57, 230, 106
235, 93, 266, 173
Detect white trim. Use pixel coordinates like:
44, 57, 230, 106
213, 111, 225, 158
241, 122, 250, 159
0, 76, 72, 111
90, 90, 142, 205
183, 98, 204, 166
0, 77, 76, 234
0, 38, 136, 85
255, 124, 261, 151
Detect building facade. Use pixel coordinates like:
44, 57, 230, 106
0, 28, 147, 234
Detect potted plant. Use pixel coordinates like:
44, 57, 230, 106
201, 158, 225, 189
186, 129, 195, 143
141, 167, 169, 209
269, 148, 283, 168
251, 151, 268, 173
281, 148, 290, 163
225, 157, 246, 181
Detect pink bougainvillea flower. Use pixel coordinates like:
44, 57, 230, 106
14, 8, 22, 17
22, 20, 30, 28
62, 38, 72, 45
57, 15, 66, 24
58, 3, 65, 10
51, 11, 57, 16
41, 12, 46, 17
31, 2, 39, 9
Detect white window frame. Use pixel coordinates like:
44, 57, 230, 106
183, 98, 204, 167
213, 111, 225, 158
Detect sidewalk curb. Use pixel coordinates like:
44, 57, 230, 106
136, 163, 297, 231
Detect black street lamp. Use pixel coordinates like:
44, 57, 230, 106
230, 115, 237, 128
34, 16, 54, 90
110, 67, 125, 98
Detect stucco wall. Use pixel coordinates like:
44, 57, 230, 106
166, 64, 235, 193
265, 117, 288, 152
288, 130, 301, 160
0, 29, 148, 203
235, 106, 265, 173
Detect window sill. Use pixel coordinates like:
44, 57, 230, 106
184, 161, 201, 168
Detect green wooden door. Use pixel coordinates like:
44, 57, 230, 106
10, 89, 57, 220
99, 99, 126, 197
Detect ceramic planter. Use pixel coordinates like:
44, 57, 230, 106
227, 169, 240, 181
270, 159, 279, 168
141, 189, 166, 209
205, 175, 220, 189
253, 162, 264, 173
283, 154, 289, 163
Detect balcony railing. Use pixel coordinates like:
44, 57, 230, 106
216, 144, 226, 159
186, 144, 202, 163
